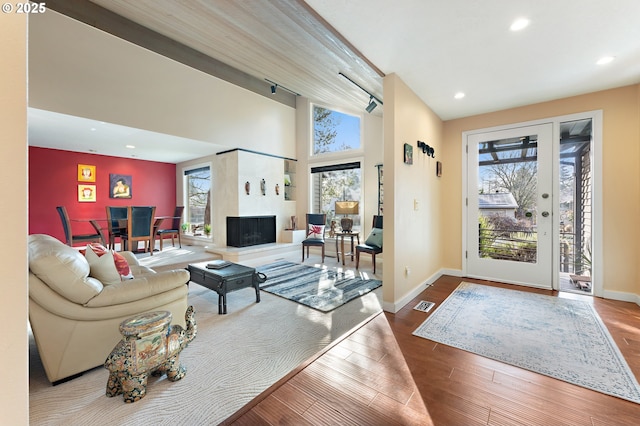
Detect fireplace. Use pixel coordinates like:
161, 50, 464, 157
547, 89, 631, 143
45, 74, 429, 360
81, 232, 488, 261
226, 216, 276, 247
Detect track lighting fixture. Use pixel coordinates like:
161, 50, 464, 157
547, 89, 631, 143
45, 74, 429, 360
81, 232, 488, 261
338, 72, 383, 113
365, 96, 377, 113
265, 78, 300, 96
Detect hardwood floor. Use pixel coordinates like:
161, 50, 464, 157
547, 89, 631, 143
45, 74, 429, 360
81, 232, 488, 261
225, 275, 640, 425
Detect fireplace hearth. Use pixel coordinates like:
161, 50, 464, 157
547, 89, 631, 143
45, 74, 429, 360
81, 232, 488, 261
227, 216, 276, 248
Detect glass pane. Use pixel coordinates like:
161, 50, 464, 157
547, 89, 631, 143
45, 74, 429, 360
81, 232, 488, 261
559, 118, 593, 293
477, 134, 538, 263
313, 106, 361, 154
184, 167, 211, 234
311, 168, 361, 229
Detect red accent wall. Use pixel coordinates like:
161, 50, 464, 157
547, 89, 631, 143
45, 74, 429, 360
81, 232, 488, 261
29, 147, 177, 242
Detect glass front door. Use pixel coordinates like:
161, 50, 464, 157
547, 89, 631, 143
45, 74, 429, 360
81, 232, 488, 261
466, 123, 553, 288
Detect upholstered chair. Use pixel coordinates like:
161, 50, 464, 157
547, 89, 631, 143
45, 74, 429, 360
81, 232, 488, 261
301, 213, 327, 263
356, 215, 383, 274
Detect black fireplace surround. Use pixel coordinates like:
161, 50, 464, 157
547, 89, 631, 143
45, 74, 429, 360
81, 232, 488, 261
226, 215, 276, 247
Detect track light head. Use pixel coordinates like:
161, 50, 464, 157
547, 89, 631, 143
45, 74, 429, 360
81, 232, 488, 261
365, 96, 377, 113
271, 85, 277, 94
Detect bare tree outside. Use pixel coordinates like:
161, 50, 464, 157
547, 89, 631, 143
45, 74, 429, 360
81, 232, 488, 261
311, 105, 362, 226
483, 152, 537, 219
185, 169, 211, 233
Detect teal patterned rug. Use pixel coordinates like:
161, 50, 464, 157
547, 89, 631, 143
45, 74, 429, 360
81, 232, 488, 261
413, 282, 640, 403
257, 261, 382, 312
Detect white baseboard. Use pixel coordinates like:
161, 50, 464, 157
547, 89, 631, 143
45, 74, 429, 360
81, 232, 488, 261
383, 268, 463, 313
602, 289, 640, 306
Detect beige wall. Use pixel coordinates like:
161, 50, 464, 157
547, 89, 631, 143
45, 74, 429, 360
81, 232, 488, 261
1, 12, 28, 425
383, 74, 445, 311
442, 84, 640, 296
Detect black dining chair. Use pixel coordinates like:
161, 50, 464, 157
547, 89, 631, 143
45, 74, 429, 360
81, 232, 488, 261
56, 206, 104, 247
106, 206, 128, 250
356, 215, 383, 274
121, 206, 156, 255
156, 206, 185, 251
301, 213, 327, 263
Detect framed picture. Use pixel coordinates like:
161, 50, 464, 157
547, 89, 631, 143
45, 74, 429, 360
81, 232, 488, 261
77, 164, 96, 182
404, 143, 413, 164
436, 161, 442, 177
78, 184, 96, 202
110, 174, 132, 199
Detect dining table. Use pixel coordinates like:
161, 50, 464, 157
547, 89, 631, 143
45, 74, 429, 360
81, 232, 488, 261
72, 215, 180, 252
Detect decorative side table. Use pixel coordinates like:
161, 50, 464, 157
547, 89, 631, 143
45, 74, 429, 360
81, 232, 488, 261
105, 307, 196, 403
335, 231, 360, 265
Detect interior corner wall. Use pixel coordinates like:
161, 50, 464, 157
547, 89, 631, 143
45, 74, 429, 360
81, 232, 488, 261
29, 147, 177, 242
1, 12, 28, 424
441, 84, 640, 297
382, 74, 445, 312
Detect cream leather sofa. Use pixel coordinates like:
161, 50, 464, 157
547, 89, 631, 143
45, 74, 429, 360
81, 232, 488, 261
28, 234, 190, 384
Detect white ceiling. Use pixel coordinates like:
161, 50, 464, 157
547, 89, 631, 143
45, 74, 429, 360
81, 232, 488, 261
29, 0, 640, 163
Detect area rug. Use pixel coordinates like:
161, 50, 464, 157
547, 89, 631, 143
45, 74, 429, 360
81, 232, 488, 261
257, 260, 382, 312
413, 282, 640, 403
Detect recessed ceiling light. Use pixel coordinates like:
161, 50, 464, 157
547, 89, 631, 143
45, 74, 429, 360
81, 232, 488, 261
596, 56, 615, 65
454, 92, 465, 100
125, 145, 135, 149
510, 18, 530, 31
90, 127, 96, 132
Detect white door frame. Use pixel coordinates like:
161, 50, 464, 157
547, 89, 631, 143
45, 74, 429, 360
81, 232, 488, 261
461, 111, 603, 296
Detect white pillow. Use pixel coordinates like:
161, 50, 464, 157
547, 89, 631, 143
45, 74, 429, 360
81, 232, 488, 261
307, 224, 325, 240
85, 245, 122, 285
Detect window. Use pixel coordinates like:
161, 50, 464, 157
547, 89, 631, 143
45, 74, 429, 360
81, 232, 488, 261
313, 105, 361, 154
183, 165, 211, 235
311, 162, 361, 230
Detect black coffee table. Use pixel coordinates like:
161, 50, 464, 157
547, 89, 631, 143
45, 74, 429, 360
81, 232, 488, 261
188, 261, 260, 314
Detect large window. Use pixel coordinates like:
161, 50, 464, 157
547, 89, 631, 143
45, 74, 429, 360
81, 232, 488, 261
183, 165, 211, 235
311, 162, 361, 230
311, 105, 363, 231
313, 105, 361, 154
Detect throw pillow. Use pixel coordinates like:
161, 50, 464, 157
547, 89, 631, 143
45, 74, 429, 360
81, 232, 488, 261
307, 224, 325, 240
365, 228, 383, 249
81, 243, 133, 279
84, 245, 122, 285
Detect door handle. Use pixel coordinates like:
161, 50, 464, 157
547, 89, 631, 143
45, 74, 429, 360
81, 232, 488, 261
541, 211, 550, 217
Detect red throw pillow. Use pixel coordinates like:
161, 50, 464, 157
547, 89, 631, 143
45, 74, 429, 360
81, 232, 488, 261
81, 243, 131, 277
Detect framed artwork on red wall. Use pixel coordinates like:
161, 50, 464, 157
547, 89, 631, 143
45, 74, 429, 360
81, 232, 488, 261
78, 164, 96, 182
110, 174, 132, 199
78, 184, 96, 202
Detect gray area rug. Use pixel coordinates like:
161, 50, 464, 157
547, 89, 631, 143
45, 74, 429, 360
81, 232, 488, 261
413, 282, 640, 403
258, 260, 382, 312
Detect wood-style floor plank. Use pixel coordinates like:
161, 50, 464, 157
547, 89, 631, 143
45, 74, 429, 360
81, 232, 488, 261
226, 275, 640, 425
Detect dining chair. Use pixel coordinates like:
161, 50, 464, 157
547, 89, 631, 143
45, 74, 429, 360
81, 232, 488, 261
155, 206, 184, 251
105, 206, 128, 250
121, 206, 156, 255
356, 215, 383, 274
301, 213, 327, 263
56, 206, 104, 247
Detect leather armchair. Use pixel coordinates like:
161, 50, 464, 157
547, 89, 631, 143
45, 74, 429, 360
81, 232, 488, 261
28, 234, 190, 384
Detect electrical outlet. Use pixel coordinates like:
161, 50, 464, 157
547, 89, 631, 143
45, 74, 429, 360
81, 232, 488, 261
413, 199, 419, 211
